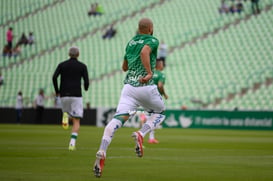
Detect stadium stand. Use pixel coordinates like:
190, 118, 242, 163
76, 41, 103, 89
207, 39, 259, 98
0, 0, 60, 26
215, 81, 273, 111
165, 7, 273, 109
0, 0, 164, 106
0, 0, 272, 110
0, 0, 161, 68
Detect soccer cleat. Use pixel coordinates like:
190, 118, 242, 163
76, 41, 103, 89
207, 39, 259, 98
62, 112, 69, 130
93, 150, 106, 178
68, 145, 76, 151
132, 132, 143, 157
148, 138, 159, 144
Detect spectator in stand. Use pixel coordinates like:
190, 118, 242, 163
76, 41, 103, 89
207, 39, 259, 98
2, 44, 12, 57
102, 24, 117, 39
0, 72, 4, 86
28, 32, 34, 45
96, 3, 104, 15
15, 91, 23, 124
88, 3, 104, 16
229, 2, 237, 14
157, 41, 168, 67
12, 44, 22, 57
251, 0, 260, 14
236, 0, 244, 13
88, 3, 97, 16
219, 0, 244, 14
86, 102, 91, 109
17, 33, 28, 46
219, 0, 229, 14
34, 89, 45, 124
6, 27, 13, 49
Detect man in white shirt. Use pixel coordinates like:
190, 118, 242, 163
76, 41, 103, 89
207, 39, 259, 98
157, 41, 168, 67
34, 89, 45, 124
15, 91, 23, 123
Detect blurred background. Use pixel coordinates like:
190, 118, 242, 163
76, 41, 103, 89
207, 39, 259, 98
0, 0, 272, 112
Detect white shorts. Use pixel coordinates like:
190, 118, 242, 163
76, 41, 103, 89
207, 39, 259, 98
61, 97, 83, 118
115, 84, 165, 116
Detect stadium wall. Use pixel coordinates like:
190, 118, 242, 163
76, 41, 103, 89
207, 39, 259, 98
162, 110, 273, 130
0, 108, 96, 125
1, 108, 272, 130
96, 108, 273, 130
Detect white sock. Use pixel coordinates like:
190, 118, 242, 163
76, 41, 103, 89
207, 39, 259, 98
99, 118, 122, 152
69, 132, 78, 146
149, 130, 155, 140
139, 113, 165, 137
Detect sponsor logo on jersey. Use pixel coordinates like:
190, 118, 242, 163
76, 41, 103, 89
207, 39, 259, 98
129, 39, 144, 46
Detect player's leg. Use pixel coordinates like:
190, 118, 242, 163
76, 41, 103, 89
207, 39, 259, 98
148, 130, 159, 144
93, 116, 124, 178
97, 116, 124, 152
141, 114, 159, 144
139, 112, 147, 127
132, 113, 164, 157
68, 118, 80, 151
62, 112, 69, 129
138, 112, 165, 137
133, 85, 165, 154
93, 84, 137, 177
135, 113, 165, 142
96, 85, 137, 154
149, 130, 155, 140
60, 97, 69, 129
67, 97, 83, 151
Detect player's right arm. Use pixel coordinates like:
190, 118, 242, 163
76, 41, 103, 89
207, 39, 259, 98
52, 64, 61, 95
139, 45, 153, 83
122, 59, 128, 72
83, 65, 89, 91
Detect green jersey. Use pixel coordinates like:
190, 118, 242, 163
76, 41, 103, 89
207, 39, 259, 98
123, 34, 159, 87
153, 70, 166, 94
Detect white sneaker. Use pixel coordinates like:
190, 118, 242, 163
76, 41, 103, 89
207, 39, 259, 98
132, 132, 143, 157
62, 112, 69, 130
93, 150, 106, 178
68, 145, 76, 151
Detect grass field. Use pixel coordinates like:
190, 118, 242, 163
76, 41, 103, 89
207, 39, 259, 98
0, 124, 273, 181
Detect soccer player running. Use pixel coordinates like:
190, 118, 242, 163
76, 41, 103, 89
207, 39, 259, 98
93, 18, 166, 177
52, 47, 89, 151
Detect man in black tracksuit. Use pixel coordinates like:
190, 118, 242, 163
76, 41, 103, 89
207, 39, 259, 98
52, 47, 89, 151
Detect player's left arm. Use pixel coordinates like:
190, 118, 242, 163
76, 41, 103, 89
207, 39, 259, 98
52, 65, 61, 95
158, 81, 168, 99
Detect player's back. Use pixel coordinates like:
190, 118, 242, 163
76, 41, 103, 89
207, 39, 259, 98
124, 34, 159, 87
59, 58, 88, 97
60, 58, 86, 77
